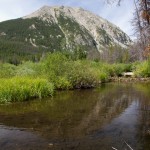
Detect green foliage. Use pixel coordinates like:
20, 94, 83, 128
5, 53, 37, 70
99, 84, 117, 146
134, 59, 150, 77
72, 45, 87, 60
32, 53, 136, 88
90, 62, 132, 77
15, 61, 38, 77
0, 52, 150, 103
61, 45, 88, 61
111, 63, 132, 76
0, 15, 131, 65
66, 60, 101, 88
0, 63, 16, 78
99, 72, 109, 82
0, 18, 65, 50
0, 17, 66, 64
0, 61, 44, 78
0, 39, 48, 64
42, 53, 109, 88
43, 52, 68, 82
0, 15, 96, 63
55, 77, 72, 90
101, 45, 130, 63
0, 77, 54, 103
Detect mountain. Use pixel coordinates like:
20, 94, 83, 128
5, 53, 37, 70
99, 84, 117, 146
0, 6, 132, 63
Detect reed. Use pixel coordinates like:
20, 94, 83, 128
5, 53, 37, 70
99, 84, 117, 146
0, 77, 54, 103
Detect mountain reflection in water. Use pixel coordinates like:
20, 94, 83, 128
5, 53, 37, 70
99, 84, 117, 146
0, 83, 149, 150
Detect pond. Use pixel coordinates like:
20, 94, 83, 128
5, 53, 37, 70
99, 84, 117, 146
0, 83, 150, 150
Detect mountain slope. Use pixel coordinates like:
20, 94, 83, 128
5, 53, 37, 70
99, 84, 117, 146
0, 6, 132, 62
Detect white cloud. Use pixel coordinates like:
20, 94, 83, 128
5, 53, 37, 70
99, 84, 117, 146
0, 0, 135, 38
0, 0, 48, 21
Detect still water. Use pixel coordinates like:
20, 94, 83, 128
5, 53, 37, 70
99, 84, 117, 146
0, 83, 150, 150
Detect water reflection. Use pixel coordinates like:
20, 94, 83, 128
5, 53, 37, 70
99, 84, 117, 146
0, 125, 49, 150
0, 83, 149, 150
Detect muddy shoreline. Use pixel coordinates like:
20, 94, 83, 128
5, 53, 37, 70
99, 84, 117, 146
110, 77, 150, 82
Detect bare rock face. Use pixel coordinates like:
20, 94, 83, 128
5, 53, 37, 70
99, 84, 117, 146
0, 5, 132, 59
23, 6, 132, 51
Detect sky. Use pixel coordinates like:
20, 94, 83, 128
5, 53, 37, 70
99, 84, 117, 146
0, 0, 135, 38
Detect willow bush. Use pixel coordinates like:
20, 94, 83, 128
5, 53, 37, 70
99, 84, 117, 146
0, 63, 16, 78
134, 59, 150, 77
42, 54, 108, 88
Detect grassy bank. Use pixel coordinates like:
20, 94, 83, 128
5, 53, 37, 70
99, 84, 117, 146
0, 77, 54, 103
0, 53, 149, 103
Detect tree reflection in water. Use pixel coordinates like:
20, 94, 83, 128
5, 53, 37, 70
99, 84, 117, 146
0, 83, 149, 150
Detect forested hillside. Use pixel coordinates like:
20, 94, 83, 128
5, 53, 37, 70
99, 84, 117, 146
0, 6, 132, 64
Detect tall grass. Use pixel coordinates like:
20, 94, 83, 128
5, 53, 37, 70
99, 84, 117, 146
0, 77, 54, 103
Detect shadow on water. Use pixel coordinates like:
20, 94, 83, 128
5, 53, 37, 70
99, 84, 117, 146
0, 83, 149, 150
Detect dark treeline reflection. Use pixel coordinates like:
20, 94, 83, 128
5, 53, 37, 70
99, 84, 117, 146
0, 83, 149, 150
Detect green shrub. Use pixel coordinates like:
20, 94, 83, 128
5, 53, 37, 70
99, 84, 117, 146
15, 61, 37, 77
55, 76, 73, 90
0, 63, 16, 78
43, 54, 102, 89
43, 52, 68, 81
111, 63, 132, 76
66, 60, 101, 88
2, 52, 149, 97
98, 63, 114, 77
134, 60, 150, 77
99, 72, 109, 82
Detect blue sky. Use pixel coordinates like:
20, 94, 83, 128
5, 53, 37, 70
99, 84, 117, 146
0, 0, 135, 38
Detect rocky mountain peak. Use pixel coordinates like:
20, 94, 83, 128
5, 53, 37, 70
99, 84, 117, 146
22, 6, 132, 50
0, 6, 132, 59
